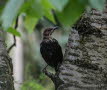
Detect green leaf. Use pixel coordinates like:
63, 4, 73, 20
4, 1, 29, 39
1, 0, 24, 30
41, 0, 55, 22
49, 0, 69, 12
7, 27, 21, 36
20, 0, 44, 18
56, 0, 87, 26
89, 0, 105, 11
25, 16, 38, 33
0, 0, 7, 15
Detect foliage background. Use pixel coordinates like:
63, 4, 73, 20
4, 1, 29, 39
0, 0, 106, 90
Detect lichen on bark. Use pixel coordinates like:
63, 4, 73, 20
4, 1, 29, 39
0, 30, 14, 90
57, 9, 107, 90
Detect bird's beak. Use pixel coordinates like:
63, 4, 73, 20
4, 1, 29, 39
50, 26, 58, 35
52, 26, 59, 30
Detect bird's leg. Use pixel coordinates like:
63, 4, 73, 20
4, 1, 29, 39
42, 65, 48, 73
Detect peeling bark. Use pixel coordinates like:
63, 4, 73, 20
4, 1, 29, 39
0, 30, 14, 90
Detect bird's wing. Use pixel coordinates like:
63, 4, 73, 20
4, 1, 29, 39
52, 39, 63, 63
40, 39, 63, 67
40, 41, 54, 65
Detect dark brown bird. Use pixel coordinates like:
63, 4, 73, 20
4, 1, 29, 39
40, 27, 63, 71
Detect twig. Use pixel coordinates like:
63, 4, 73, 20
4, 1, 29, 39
43, 68, 56, 83
51, 9, 62, 27
7, 35, 16, 53
43, 69, 64, 90
7, 16, 19, 53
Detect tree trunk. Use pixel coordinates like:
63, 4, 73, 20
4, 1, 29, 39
0, 30, 14, 90
13, 14, 25, 90
56, 9, 107, 90
44, 9, 107, 90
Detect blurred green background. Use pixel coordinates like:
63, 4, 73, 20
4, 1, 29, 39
0, 0, 105, 90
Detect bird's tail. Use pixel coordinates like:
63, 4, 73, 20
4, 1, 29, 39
55, 62, 62, 72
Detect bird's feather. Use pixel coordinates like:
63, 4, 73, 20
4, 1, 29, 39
40, 38, 63, 69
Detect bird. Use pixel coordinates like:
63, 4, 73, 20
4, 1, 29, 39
40, 26, 63, 72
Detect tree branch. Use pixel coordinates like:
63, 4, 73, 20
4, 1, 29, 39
43, 69, 64, 90
51, 9, 62, 27
7, 16, 19, 53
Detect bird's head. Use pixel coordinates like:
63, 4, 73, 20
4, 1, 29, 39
43, 26, 58, 38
